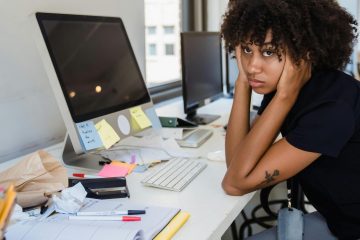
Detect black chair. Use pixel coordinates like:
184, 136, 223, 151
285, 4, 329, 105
238, 178, 309, 239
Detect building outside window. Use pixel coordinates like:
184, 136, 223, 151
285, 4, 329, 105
147, 26, 157, 35
165, 43, 175, 55
148, 43, 157, 56
144, 0, 181, 86
163, 25, 175, 34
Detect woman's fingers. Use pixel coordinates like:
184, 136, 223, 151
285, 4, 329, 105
234, 45, 249, 85
277, 54, 312, 95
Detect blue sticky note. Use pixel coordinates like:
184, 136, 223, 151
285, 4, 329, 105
145, 107, 162, 129
76, 120, 103, 150
133, 164, 149, 173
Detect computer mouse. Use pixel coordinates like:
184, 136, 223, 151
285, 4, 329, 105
207, 150, 225, 162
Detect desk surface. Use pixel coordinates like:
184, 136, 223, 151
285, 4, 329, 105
1, 98, 255, 240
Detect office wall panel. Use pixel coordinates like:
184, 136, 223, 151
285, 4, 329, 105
0, 0, 145, 162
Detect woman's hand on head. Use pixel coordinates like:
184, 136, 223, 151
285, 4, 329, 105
234, 45, 250, 88
276, 53, 311, 99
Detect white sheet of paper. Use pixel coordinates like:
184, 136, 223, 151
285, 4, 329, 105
6, 198, 179, 240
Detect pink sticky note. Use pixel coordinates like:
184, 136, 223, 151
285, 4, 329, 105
98, 164, 129, 177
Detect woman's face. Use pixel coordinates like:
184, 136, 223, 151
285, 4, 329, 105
240, 32, 285, 94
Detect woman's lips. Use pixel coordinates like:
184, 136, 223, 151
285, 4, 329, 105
248, 78, 265, 88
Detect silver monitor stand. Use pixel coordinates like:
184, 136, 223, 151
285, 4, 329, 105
62, 135, 104, 171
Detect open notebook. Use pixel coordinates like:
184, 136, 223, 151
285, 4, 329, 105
5, 198, 183, 240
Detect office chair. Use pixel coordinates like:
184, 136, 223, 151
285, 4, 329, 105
238, 178, 309, 239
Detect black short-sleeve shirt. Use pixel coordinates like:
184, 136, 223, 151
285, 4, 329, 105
258, 70, 360, 239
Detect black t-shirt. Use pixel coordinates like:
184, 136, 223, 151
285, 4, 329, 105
258, 70, 360, 239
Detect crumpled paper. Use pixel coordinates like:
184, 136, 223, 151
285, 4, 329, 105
0, 150, 68, 208
53, 183, 87, 214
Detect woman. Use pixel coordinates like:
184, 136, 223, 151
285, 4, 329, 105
221, 0, 360, 239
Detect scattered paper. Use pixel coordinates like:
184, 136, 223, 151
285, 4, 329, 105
76, 121, 103, 150
130, 106, 152, 131
157, 128, 183, 139
98, 164, 129, 177
95, 119, 120, 149
53, 183, 87, 214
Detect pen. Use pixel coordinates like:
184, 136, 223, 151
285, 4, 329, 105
77, 210, 146, 216
72, 173, 103, 178
69, 215, 141, 221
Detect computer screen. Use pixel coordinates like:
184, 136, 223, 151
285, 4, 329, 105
181, 32, 223, 125
33, 13, 155, 169
36, 13, 150, 123
225, 51, 238, 96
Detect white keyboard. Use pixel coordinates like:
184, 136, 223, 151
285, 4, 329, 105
141, 157, 207, 191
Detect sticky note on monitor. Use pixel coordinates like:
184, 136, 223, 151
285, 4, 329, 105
130, 106, 152, 131
76, 121, 103, 150
95, 119, 120, 149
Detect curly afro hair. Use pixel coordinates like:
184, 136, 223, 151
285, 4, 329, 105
221, 0, 358, 71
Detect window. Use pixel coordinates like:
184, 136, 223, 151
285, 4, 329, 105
163, 26, 175, 34
147, 26, 157, 35
165, 44, 175, 55
148, 44, 157, 56
144, 0, 181, 86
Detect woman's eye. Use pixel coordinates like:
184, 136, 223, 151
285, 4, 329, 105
242, 47, 252, 54
263, 50, 274, 57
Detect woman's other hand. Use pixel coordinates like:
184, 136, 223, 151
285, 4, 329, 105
276, 53, 311, 98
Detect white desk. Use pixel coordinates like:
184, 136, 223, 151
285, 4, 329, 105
1, 98, 256, 240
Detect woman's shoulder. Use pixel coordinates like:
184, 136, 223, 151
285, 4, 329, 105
313, 69, 359, 85
305, 69, 360, 98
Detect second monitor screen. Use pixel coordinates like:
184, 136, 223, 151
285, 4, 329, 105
181, 32, 223, 112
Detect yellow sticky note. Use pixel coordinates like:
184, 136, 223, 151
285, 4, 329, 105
129, 106, 152, 131
95, 119, 120, 149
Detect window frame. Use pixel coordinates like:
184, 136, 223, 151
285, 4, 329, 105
146, 0, 196, 104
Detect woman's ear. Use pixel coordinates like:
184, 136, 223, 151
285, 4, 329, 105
306, 51, 311, 60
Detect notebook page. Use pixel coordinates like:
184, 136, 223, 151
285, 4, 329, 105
5, 213, 143, 240
6, 198, 179, 240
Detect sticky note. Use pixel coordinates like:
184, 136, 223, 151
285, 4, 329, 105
95, 119, 120, 149
111, 161, 137, 174
76, 121, 103, 150
145, 107, 162, 129
130, 106, 152, 131
98, 164, 129, 177
133, 165, 148, 173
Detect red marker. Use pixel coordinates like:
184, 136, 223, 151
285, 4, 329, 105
69, 215, 141, 221
72, 173, 103, 178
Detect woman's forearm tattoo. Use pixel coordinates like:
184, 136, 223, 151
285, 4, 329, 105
261, 170, 280, 184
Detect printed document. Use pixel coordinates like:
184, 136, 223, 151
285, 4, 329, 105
6, 198, 180, 240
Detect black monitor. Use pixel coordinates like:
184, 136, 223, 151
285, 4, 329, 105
36, 13, 150, 123
225, 51, 238, 97
34, 12, 154, 170
181, 32, 223, 125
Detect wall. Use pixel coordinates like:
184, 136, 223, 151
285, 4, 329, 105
0, 0, 145, 162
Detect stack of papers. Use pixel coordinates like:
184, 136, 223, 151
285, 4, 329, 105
6, 198, 186, 240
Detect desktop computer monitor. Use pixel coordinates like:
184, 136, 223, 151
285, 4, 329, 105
181, 32, 223, 125
225, 51, 238, 96
32, 12, 155, 170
